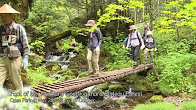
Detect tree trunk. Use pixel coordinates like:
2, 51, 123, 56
149, 0, 153, 30
85, 0, 88, 17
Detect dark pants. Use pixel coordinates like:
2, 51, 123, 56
131, 45, 140, 64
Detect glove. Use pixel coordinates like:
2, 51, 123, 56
154, 48, 157, 51
140, 45, 145, 50
22, 55, 28, 69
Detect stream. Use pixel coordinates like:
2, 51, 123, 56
44, 53, 154, 110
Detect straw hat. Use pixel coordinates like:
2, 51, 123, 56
146, 31, 153, 36
129, 25, 137, 30
85, 20, 96, 27
0, 4, 20, 14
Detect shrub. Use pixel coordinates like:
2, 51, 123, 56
133, 102, 176, 110
154, 52, 196, 95
180, 101, 196, 110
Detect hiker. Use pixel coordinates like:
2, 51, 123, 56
126, 25, 145, 68
143, 25, 150, 37
143, 31, 157, 64
85, 20, 103, 77
0, 4, 30, 90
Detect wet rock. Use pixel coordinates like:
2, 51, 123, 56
114, 100, 128, 108
61, 96, 79, 109
109, 84, 126, 93
98, 82, 109, 91
149, 95, 164, 103
133, 84, 147, 92
45, 61, 60, 72
89, 86, 104, 100
93, 101, 107, 108
163, 96, 183, 106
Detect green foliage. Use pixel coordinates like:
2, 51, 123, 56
56, 38, 83, 53
180, 101, 196, 110
102, 37, 133, 70
26, 66, 56, 86
28, 53, 45, 69
97, 0, 144, 26
29, 40, 45, 55
78, 71, 88, 78
25, 0, 73, 39
133, 102, 176, 110
154, 52, 196, 95
149, 95, 164, 103
155, 0, 196, 34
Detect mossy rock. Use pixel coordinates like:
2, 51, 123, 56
98, 82, 109, 91
89, 86, 105, 100
61, 96, 79, 109
59, 75, 76, 81
134, 84, 147, 92
149, 95, 164, 103
124, 74, 138, 84
45, 62, 60, 71
93, 101, 107, 108
52, 64, 61, 71
78, 72, 88, 77
114, 100, 128, 108
57, 69, 78, 77
109, 84, 126, 93
29, 53, 45, 68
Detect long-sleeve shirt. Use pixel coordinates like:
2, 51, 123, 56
88, 29, 103, 49
143, 36, 157, 49
126, 31, 144, 48
0, 22, 30, 56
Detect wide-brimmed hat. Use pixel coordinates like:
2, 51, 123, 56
129, 25, 137, 30
85, 20, 96, 27
146, 31, 153, 36
0, 4, 20, 14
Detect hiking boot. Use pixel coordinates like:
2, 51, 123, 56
133, 65, 138, 69
86, 72, 94, 77
90, 73, 99, 77
133, 62, 138, 69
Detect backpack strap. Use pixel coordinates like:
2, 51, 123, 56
136, 31, 142, 46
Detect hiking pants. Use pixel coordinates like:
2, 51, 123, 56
131, 45, 140, 63
144, 48, 153, 63
0, 56, 23, 90
87, 48, 100, 74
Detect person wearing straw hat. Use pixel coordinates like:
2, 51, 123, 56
0, 4, 30, 90
85, 20, 103, 77
143, 31, 157, 64
126, 25, 145, 68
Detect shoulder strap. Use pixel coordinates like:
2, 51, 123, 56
136, 31, 142, 45
0, 26, 3, 44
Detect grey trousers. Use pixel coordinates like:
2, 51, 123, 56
144, 48, 153, 63
131, 45, 140, 63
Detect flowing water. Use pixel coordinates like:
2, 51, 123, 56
44, 53, 153, 110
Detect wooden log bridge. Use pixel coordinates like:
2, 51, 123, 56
33, 64, 153, 96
